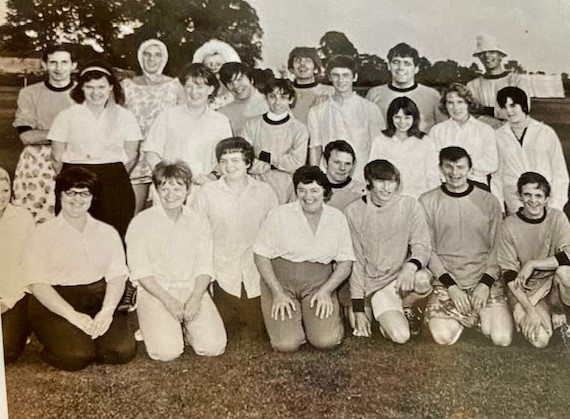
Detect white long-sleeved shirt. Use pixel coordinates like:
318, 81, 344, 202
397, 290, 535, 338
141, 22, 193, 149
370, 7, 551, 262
192, 176, 278, 298
368, 133, 440, 199
430, 116, 499, 186
494, 117, 569, 214
308, 92, 384, 182
126, 205, 215, 293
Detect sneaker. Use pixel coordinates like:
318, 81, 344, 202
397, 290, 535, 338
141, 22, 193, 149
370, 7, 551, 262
117, 281, 137, 312
404, 306, 423, 337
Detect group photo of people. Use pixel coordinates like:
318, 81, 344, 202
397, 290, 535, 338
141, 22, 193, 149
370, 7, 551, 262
2, 1, 570, 417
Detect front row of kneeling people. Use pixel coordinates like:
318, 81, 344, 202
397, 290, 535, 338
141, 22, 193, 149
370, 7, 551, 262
2, 136, 570, 370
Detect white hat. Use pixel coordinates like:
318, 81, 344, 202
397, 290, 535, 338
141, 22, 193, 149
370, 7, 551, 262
472, 34, 507, 57
192, 39, 241, 64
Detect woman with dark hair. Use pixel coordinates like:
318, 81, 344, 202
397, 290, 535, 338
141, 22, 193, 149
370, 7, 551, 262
143, 63, 232, 193
122, 39, 185, 214
368, 97, 439, 199
495, 86, 569, 214
253, 165, 355, 352
48, 60, 142, 238
430, 82, 499, 192
23, 167, 136, 371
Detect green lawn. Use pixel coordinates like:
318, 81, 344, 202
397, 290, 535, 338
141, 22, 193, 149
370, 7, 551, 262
3, 87, 570, 418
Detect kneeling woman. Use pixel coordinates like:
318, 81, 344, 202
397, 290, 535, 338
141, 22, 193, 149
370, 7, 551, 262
126, 162, 226, 361
24, 168, 136, 371
253, 166, 355, 352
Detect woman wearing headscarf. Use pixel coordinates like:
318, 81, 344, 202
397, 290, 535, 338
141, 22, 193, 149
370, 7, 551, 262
192, 39, 241, 109
122, 39, 185, 213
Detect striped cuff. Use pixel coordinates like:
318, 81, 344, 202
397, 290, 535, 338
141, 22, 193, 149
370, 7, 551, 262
439, 273, 456, 288
502, 270, 518, 283
352, 299, 365, 313
555, 252, 570, 266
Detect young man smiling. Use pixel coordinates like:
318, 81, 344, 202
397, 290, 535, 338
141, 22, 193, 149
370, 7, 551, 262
12, 44, 78, 223
497, 172, 570, 348
365, 42, 444, 133
308, 55, 384, 182
323, 140, 365, 211
419, 146, 512, 347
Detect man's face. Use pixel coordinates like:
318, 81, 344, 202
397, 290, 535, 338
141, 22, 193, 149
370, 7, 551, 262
328, 67, 356, 94
369, 179, 398, 206
388, 55, 418, 87
226, 73, 254, 101
440, 157, 471, 191
141, 45, 164, 75
503, 97, 526, 125
292, 56, 317, 82
184, 77, 214, 109
477, 51, 503, 72
42, 51, 76, 85
520, 183, 549, 220
157, 179, 189, 211
325, 150, 354, 184
266, 89, 293, 114
219, 151, 249, 180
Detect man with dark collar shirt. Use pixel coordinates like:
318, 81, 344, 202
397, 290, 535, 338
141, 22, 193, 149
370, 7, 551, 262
366, 42, 444, 133
419, 146, 512, 347
323, 140, 365, 211
466, 34, 532, 129
12, 44, 77, 223
497, 172, 570, 348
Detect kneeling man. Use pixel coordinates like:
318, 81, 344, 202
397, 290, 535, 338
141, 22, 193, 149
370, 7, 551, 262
497, 172, 570, 348
126, 161, 226, 361
345, 159, 432, 342
420, 146, 512, 346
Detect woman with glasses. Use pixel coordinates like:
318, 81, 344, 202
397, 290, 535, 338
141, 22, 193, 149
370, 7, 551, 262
23, 167, 136, 371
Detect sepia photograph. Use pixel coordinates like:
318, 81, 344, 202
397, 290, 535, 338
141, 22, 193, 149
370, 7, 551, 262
1, 0, 570, 417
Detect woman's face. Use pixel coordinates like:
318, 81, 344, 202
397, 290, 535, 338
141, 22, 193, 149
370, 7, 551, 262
392, 109, 414, 135
0, 179, 10, 216
296, 181, 325, 214
141, 44, 164, 75
203, 53, 224, 75
60, 187, 93, 219
445, 91, 470, 122
184, 77, 215, 109
82, 76, 113, 107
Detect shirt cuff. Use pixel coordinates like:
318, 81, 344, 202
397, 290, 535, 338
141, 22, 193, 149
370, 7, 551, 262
502, 270, 518, 283
439, 273, 456, 288
16, 125, 33, 134
555, 251, 570, 266
259, 151, 271, 164
352, 299, 365, 313
479, 273, 495, 288
408, 259, 422, 270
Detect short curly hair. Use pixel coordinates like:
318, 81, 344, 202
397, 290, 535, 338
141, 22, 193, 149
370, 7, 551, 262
439, 82, 482, 117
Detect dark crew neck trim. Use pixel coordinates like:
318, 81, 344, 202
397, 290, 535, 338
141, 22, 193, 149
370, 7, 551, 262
293, 81, 318, 89
44, 80, 74, 92
516, 208, 547, 224
440, 182, 474, 198
263, 113, 290, 125
482, 71, 510, 80
361, 195, 383, 208
329, 177, 352, 189
388, 83, 418, 93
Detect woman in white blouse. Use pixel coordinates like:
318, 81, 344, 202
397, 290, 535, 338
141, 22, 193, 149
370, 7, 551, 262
24, 167, 136, 371
49, 61, 142, 238
253, 165, 355, 352
368, 97, 440, 199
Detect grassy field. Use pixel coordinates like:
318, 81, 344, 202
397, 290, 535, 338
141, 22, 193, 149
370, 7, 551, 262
3, 86, 570, 418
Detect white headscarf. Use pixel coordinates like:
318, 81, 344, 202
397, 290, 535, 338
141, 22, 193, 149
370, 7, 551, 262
192, 39, 241, 64
138, 39, 169, 82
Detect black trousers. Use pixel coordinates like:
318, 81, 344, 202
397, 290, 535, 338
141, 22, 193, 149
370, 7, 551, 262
2, 296, 29, 363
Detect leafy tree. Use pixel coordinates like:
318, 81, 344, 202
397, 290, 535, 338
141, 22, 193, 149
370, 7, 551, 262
504, 59, 525, 73
0, 0, 263, 72
318, 31, 358, 66
356, 53, 389, 86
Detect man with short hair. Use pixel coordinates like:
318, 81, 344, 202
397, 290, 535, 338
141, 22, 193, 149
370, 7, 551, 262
497, 172, 570, 348
366, 42, 444, 133
287, 47, 334, 125
345, 159, 432, 342
192, 137, 278, 338
420, 146, 512, 347
467, 34, 532, 128
12, 44, 77, 223
218, 62, 268, 135
308, 55, 384, 182
323, 140, 365, 210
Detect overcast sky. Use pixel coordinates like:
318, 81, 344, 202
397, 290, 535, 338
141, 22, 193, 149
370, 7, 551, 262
1, 0, 570, 73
